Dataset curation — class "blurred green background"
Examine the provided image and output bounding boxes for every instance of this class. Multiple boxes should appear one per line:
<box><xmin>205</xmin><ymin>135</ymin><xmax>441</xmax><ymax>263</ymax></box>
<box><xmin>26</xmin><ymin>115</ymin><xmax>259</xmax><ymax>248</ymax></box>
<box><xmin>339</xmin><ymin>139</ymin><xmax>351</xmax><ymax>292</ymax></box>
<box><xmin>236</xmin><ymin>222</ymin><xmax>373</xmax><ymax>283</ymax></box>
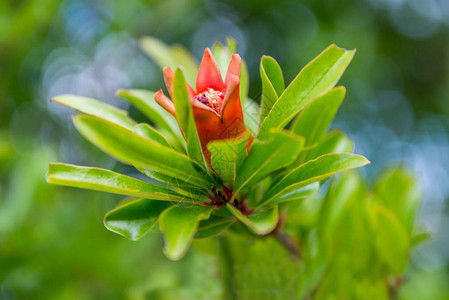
<box><xmin>1</xmin><ymin>0</ymin><xmax>448</xmax><ymax>299</ymax></box>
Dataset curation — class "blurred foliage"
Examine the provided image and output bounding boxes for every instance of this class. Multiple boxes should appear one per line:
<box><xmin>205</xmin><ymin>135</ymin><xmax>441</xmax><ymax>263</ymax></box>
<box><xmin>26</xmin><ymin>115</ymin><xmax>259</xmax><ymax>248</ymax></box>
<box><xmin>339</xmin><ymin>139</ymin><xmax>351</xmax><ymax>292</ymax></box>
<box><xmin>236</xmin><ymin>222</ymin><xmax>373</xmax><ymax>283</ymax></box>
<box><xmin>1</xmin><ymin>0</ymin><xmax>449</xmax><ymax>298</ymax></box>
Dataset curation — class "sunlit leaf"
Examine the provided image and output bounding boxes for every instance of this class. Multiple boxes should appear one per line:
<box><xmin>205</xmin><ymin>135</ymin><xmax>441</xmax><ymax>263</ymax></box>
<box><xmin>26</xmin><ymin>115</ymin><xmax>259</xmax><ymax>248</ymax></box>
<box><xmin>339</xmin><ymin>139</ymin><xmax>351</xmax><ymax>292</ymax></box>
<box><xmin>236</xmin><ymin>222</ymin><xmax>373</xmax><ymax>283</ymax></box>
<box><xmin>46</xmin><ymin>163</ymin><xmax>191</xmax><ymax>202</ymax></box>
<box><xmin>133</xmin><ymin>123</ymin><xmax>171</xmax><ymax>148</ymax></box>
<box><xmin>258</xmin><ymin>44</ymin><xmax>355</xmax><ymax>140</ymax></box>
<box><xmin>234</xmin><ymin>130</ymin><xmax>304</xmax><ymax>196</ymax></box>
<box><xmin>51</xmin><ymin>94</ymin><xmax>136</xmax><ymax>129</ymax></box>
<box><xmin>290</xmin><ymin>87</ymin><xmax>345</xmax><ymax>165</ymax></box>
<box><xmin>274</xmin><ymin>182</ymin><xmax>320</xmax><ymax>204</ymax></box>
<box><xmin>116</xmin><ymin>89</ymin><xmax>184</xmax><ymax>148</ymax></box>
<box><xmin>72</xmin><ymin>114</ymin><xmax>212</xmax><ymax>189</ymax></box>
<box><xmin>173</xmin><ymin>68</ymin><xmax>208</xmax><ymax>170</ymax></box>
<box><xmin>260</xmin><ymin>55</ymin><xmax>284</xmax><ymax>123</ymax></box>
<box><xmin>260</xmin><ymin>153</ymin><xmax>369</xmax><ymax>207</ymax></box>
<box><xmin>308</xmin><ymin>130</ymin><xmax>354</xmax><ymax>161</ymax></box>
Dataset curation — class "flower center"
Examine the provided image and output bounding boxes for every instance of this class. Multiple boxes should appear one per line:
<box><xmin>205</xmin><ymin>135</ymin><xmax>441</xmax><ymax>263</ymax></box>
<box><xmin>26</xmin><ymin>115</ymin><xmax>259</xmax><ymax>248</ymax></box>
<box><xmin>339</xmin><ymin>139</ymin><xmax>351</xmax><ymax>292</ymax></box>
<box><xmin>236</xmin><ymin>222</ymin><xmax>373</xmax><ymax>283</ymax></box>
<box><xmin>194</xmin><ymin>88</ymin><xmax>224</xmax><ymax>113</ymax></box>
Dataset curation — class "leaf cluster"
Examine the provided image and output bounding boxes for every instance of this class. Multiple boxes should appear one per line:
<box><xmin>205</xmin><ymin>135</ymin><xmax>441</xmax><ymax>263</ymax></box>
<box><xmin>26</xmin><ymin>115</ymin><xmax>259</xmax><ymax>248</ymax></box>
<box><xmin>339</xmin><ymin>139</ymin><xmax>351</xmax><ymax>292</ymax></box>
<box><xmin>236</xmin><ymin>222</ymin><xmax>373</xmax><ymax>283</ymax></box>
<box><xmin>46</xmin><ymin>37</ymin><xmax>369</xmax><ymax>260</ymax></box>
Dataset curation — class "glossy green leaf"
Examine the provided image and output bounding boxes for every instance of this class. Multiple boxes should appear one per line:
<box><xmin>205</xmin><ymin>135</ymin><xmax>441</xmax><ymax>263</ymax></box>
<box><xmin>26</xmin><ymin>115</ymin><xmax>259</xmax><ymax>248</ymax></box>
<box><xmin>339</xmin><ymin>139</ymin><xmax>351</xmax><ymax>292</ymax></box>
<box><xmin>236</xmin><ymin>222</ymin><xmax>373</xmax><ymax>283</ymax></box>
<box><xmin>139</xmin><ymin>168</ymin><xmax>207</xmax><ymax>197</ymax></box>
<box><xmin>374</xmin><ymin>206</ymin><xmax>409</xmax><ymax>274</ymax></box>
<box><xmin>226</xmin><ymin>204</ymin><xmax>278</xmax><ymax>235</ymax></box>
<box><xmin>51</xmin><ymin>94</ymin><xmax>136</xmax><ymax>129</ymax></box>
<box><xmin>104</xmin><ymin>198</ymin><xmax>172</xmax><ymax>240</ymax></box>
<box><xmin>133</xmin><ymin>123</ymin><xmax>171</xmax><ymax>148</ymax></box>
<box><xmin>173</xmin><ymin>68</ymin><xmax>207</xmax><ymax>170</ymax></box>
<box><xmin>72</xmin><ymin>114</ymin><xmax>212</xmax><ymax>189</ymax></box>
<box><xmin>159</xmin><ymin>205</ymin><xmax>213</xmax><ymax>260</ymax></box>
<box><xmin>139</xmin><ymin>36</ymin><xmax>198</xmax><ymax>86</ymax></box>
<box><xmin>195</xmin><ymin>215</ymin><xmax>235</xmax><ymax>239</ymax></box>
<box><xmin>46</xmin><ymin>163</ymin><xmax>191</xmax><ymax>202</ymax></box>
<box><xmin>274</xmin><ymin>182</ymin><xmax>320</xmax><ymax>203</ymax></box>
<box><xmin>258</xmin><ymin>44</ymin><xmax>355</xmax><ymax>140</ymax></box>
<box><xmin>234</xmin><ymin>130</ymin><xmax>304</xmax><ymax>196</ymax></box>
<box><xmin>116</xmin><ymin>89</ymin><xmax>184</xmax><ymax>146</ymax></box>
<box><xmin>308</xmin><ymin>130</ymin><xmax>354</xmax><ymax>162</ymax></box>
<box><xmin>291</xmin><ymin>87</ymin><xmax>345</xmax><ymax>148</ymax></box>
<box><xmin>260</xmin><ymin>153</ymin><xmax>370</xmax><ymax>207</ymax></box>
<box><xmin>207</xmin><ymin>133</ymin><xmax>250</xmax><ymax>184</ymax></box>
<box><xmin>260</xmin><ymin>55</ymin><xmax>284</xmax><ymax>123</ymax></box>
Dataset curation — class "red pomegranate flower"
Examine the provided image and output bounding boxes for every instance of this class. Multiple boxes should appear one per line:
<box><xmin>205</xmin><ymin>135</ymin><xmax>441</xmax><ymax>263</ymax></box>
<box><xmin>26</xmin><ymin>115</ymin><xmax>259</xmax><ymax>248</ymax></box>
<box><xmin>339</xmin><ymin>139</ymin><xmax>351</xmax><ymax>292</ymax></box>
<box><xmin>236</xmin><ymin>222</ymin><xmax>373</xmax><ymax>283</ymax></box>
<box><xmin>154</xmin><ymin>48</ymin><xmax>248</xmax><ymax>163</ymax></box>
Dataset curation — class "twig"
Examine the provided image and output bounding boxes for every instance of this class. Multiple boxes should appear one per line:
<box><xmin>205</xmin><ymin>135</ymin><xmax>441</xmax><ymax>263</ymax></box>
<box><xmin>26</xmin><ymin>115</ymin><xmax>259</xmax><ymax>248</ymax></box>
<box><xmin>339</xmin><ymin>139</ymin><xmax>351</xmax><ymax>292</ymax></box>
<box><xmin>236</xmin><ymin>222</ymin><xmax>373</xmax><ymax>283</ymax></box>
<box><xmin>273</xmin><ymin>230</ymin><xmax>302</xmax><ymax>259</ymax></box>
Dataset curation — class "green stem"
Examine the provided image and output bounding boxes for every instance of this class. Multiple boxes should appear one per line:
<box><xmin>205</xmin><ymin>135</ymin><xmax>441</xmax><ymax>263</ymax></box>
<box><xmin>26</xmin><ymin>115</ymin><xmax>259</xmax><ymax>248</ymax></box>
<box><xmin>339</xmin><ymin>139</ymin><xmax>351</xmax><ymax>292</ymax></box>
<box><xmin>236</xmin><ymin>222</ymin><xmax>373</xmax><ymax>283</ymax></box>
<box><xmin>217</xmin><ymin>235</ymin><xmax>238</xmax><ymax>300</ymax></box>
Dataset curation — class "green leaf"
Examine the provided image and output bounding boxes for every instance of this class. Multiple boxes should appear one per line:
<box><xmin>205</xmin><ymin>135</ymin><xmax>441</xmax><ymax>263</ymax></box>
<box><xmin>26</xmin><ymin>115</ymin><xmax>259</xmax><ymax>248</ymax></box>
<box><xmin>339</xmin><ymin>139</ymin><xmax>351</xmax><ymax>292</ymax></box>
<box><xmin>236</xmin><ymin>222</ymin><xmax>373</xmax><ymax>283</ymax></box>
<box><xmin>375</xmin><ymin>167</ymin><xmax>421</xmax><ymax>236</ymax></box>
<box><xmin>308</xmin><ymin>130</ymin><xmax>354</xmax><ymax>161</ymax></box>
<box><xmin>240</xmin><ymin>60</ymin><xmax>250</xmax><ymax>106</ymax></box>
<box><xmin>133</xmin><ymin>123</ymin><xmax>171</xmax><ymax>148</ymax></box>
<box><xmin>72</xmin><ymin>114</ymin><xmax>212</xmax><ymax>189</ymax></box>
<box><xmin>195</xmin><ymin>215</ymin><xmax>235</xmax><ymax>239</ymax></box>
<box><xmin>173</xmin><ymin>68</ymin><xmax>208</xmax><ymax>170</ymax></box>
<box><xmin>291</xmin><ymin>88</ymin><xmax>346</xmax><ymax>166</ymax></box>
<box><xmin>260</xmin><ymin>153</ymin><xmax>370</xmax><ymax>207</ymax></box>
<box><xmin>291</xmin><ymin>87</ymin><xmax>345</xmax><ymax>149</ymax></box>
<box><xmin>139</xmin><ymin>36</ymin><xmax>199</xmax><ymax>86</ymax></box>
<box><xmin>139</xmin><ymin>168</ymin><xmax>206</xmax><ymax>197</ymax></box>
<box><xmin>374</xmin><ymin>206</ymin><xmax>409</xmax><ymax>274</ymax></box>
<box><xmin>274</xmin><ymin>182</ymin><xmax>320</xmax><ymax>203</ymax></box>
<box><xmin>116</xmin><ymin>89</ymin><xmax>184</xmax><ymax>147</ymax></box>
<box><xmin>234</xmin><ymin>130</ymin><xmax>304</xmax><ymax>196</ymax></box>
<box><xmin>258</xmin><ymin>44</ymin><xmax>355</xmax><ymax>140</ymax></box>
<box><xmin>243</xmin><ymin>98</ymin><xmax>260</xmax><ymax>134</ymax></box>
<box><xmin>226</xmin><ymin>204</ymin><xmax>278</xmax><ymax>235</ymax></box>
<box><xmin>159</xmin><ymin>205</ymin><xmax>213</xmax><ymax>260</ymax></box>
<box><xmin>46</xmin><ymin>163</ymin><xmax>191</xmax><ymax>202</ymax></box>
<box><xmin>317</xmin><ymin>171</ymin><xmax>361</xmax><ymax>238</ymax></box>
<box><xmin>260</xmin><ymin>55</ymin><xmax>284</xmax><ymax>123</ymax></box>
<box><xmin>207</xmin><ymin>133</ymin><xmax>250</xmax><ymax>184</ymax></box>
<box><xmin>104</xmin><ymin>198</ymin><xmax>172</xmax><ymax>240</ymax></box>
<box><xmin>51</xmin><ymin>94</ymin><xmax>136</xmax><ymax>129</ymax></box>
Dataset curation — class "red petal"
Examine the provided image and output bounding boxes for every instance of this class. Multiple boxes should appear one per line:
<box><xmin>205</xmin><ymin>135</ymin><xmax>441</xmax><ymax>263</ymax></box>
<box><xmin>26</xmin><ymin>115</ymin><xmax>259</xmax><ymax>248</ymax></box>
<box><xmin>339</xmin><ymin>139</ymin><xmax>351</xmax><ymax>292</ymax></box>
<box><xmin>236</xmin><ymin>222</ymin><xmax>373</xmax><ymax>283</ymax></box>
<box><xmin>164</xmin><ymin>66</ymin><xmax>196</xmax><ymax>99</ymax></box>
<box><xmin>220</xmin><ymin>75</ymin><xmax>246</xmax><ymax>138</ymax></box>
<box><xmin>154</xmin><ymin>89</ymin><xmax>176</xmax><ymax>117</ymax></box>
<box><xmin>225</xmin><ymin>54</ymin><xmax>241</xmax><ymax>88</ymax></box>
<box><xmin>163</xmin><ymin>67</ymin><xmax>175</xmax><ymax>99</ymax></box>
<box><xmin>196</xmin><ymin>48</ymin><xmax>225</xmax><ymax>94</ymax></box>
<box><xmin>221</xmin><ymin>74</ymin><xmax>240</xmax><ymax>117</ymax></box>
